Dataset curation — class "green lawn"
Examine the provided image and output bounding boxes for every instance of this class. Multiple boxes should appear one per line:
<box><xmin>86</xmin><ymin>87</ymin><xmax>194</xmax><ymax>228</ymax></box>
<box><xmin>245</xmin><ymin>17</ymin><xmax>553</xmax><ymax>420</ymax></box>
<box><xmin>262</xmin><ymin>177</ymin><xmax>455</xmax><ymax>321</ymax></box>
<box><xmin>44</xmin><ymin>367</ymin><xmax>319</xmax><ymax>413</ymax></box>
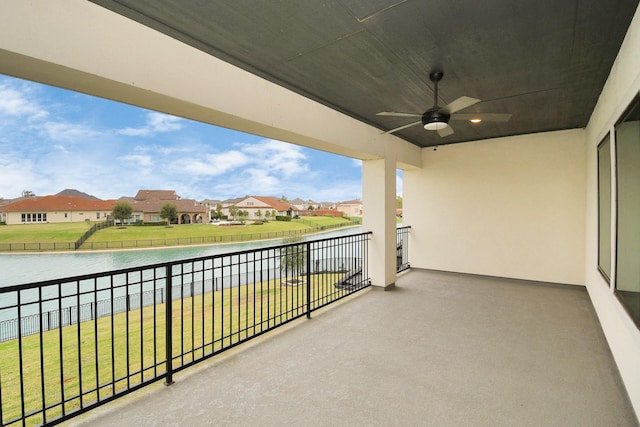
<box><xmin>0</xmin><ymin>217</ymin><xmax>358</xmax><ymax>252</ymax></box>
<box><xmin>0</xmin><ymin>222</ymin><xmax>95</xmax><ymax>243</ymax></box>
<box><xmin>89</xmin><ymin>221</ymin><xmax>309</xmax><ymax>241</ymax></box>
<box><xmin>0</xmin><ymin>273</ymin><xmax>350</xmax><ymax>426</ymax></box>
<box><xmin>297</xmin><ymin>216</ymin><xmax>355</xmax><ymax>227</ymax></box>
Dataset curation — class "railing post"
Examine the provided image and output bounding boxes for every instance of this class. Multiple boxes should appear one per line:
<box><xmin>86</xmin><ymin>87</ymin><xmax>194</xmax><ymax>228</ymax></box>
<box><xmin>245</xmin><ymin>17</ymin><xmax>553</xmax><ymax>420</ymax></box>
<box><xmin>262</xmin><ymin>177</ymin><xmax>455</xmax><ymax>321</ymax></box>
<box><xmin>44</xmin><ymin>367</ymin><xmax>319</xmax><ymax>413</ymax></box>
<box><xmin>306</xmin><ymin>241</ymin><xmax>311</xmax><ymax>319</ymax></box>
<box><xmin>164</xmin><ymin>264</ymin><xmax>174</xmax><ymax>386</ymax></box>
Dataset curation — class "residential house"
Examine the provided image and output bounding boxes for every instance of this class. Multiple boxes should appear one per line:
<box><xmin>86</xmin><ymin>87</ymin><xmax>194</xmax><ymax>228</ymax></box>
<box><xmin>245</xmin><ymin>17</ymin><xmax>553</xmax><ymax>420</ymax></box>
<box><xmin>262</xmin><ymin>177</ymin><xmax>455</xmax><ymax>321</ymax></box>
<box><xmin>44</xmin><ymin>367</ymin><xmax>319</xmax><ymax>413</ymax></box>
<box><xmin>336</xmin><ymin>199</ymin><xmax>363</xmax><ymax>217</ymax></box>
<box><xmin>126</xmin><ymin>190</ymin><xmax>207</xmax><ymax>224</ymax></box>
<box><xmin>0</xmin><ymin>195</ymin><xmax>115</xmax><ymax>225</ymax></box>
<box><xmin>222</xmin><ymin>196</ymin><xmax>297</xmax><ymax>220</ymax></box>
<box><xmin>289</xmin><ymin>198</ymin><xmax>319</xmax><ymax>211</ymax></box>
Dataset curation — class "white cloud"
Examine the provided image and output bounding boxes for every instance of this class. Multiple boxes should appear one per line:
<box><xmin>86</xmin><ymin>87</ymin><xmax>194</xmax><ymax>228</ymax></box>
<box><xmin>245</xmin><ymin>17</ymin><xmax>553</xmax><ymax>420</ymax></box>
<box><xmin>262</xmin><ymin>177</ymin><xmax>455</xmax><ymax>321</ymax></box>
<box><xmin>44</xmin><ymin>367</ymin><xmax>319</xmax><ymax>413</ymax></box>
<box><xmin>239</xmin><ymin>139</ymin><xmax>308</xmax><ymax>178</ymax></box>
<box><xmin>0</xmin><ymin>156</ymin><xmax>38</xmax><ymax>198</ymax></box>
<box><xmin>170</xmin><ymin>150</ymin><xmax>250</xmax><ymax>177</ymax></box>
<box><xmin>120</xmin><ymin>154</ymin><xmax>153</xmax><ymax>168</ymax></box>
<box><xmin>39</xmin><ymin>121</ymin><xmax>100</xmax><ymax>142</ymax></box>
<box><xmin>0</xmin><ymin>75</ymin><xmax>363</xmax><ymax>202</ymax></box>
<box><xmin>118</xmin><ymin>112</ymin><xmax>183</xmax><ymax>136</ymax></box>
<box><xmin>0</xmin><ymin>82</ymin><xmax>48</xmax><ymax>120</ymax></box>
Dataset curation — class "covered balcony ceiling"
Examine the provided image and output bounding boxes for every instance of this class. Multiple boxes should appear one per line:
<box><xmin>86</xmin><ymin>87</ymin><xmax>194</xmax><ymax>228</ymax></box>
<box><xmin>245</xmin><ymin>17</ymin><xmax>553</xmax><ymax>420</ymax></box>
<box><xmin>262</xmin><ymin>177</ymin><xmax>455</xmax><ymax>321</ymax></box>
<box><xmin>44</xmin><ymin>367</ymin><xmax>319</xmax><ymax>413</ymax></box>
<box><xmin>89</xmin><ymin>0</ymin><xmax>640</xmax><ymax>148</ymax></box>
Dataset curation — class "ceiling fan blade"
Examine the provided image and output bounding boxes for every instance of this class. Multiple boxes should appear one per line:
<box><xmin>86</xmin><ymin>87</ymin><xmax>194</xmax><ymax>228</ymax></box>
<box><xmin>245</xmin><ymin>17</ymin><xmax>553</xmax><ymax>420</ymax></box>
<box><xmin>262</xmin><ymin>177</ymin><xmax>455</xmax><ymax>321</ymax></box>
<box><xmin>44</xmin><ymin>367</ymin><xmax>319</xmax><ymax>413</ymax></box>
<box><xmin>377</xmin><ymin>111</ymin><xmax>422</xmax><ymax>118</ymax></box>
<box><xmin>439</xmin><ymin>96</ymin><xmax>481</xmax><ymax>115</ymax></box>
<box><xmin>450</xmin><ymin>113</ymin><xmax>512</xmax><ymax>122</ymax></box>
<box><xmin>437</xmin><ymin>125</ymin><xmax>454</xmax><ymax>137</ymax></box>
<box><xmin>382</xmin><ymin>120</ymin><xmax>422</xmax><ymax>134</ymax></box>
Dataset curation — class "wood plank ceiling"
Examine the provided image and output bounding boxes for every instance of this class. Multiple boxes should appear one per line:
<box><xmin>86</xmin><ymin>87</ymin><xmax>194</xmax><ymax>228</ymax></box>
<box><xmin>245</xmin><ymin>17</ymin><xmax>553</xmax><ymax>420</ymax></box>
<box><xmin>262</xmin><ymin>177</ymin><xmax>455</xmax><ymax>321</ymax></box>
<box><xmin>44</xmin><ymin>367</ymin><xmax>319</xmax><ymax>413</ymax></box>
<box><xmin>90</xmin><ymin>0</ymin><xmax>640</xmax><ymax>147</ymax></box>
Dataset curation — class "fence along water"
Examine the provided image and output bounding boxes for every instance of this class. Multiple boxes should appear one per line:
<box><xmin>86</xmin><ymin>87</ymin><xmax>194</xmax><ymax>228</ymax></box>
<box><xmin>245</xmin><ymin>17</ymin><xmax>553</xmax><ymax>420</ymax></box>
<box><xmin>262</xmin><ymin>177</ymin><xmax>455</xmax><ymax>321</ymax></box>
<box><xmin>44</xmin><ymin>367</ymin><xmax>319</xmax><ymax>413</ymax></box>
<box><xmin>0</xmin><ymin>218</ymin><xmax>359</xmax><ymax>252</ymax></box>
<box><xmin>0</xmin><ymin>255</ymin><xmax>364</xmax><ymax>342</ymax></box>
<box><xmin>0</xmin><ymin>232</ymin><xmax>376</xmax><ymax>426</ymax></box>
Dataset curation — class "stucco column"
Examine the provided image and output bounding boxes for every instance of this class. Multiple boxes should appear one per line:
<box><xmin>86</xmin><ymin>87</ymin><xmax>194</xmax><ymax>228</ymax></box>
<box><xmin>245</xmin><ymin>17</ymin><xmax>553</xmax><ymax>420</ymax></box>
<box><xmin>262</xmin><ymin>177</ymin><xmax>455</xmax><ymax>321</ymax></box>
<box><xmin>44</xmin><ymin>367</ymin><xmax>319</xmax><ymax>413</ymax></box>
<box><xmin>362</xmin><ymin>154</ymin><xmax>397</xmax><ymax>290</ymax></box>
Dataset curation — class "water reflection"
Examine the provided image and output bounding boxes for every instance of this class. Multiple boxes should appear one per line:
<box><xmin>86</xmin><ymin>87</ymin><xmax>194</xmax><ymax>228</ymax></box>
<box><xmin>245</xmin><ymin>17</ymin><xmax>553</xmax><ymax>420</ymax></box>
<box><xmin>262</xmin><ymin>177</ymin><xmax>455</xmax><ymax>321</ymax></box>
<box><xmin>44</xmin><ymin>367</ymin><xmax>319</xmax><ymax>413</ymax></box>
<box><xmin>0</xmin><ymin>227</ymin><xmax>362</xmax><ymax>287</ymax></box>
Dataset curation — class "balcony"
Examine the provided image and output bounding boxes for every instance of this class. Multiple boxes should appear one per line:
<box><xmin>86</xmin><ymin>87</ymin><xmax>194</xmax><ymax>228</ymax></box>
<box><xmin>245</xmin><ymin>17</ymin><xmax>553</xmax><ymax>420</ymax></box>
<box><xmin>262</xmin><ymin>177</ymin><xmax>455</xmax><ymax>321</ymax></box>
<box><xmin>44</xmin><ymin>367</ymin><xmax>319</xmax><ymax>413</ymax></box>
<box><xmin>75</xmin><ymin>269</ymin><xmax>636</xmax><ymax>426</ymax></box>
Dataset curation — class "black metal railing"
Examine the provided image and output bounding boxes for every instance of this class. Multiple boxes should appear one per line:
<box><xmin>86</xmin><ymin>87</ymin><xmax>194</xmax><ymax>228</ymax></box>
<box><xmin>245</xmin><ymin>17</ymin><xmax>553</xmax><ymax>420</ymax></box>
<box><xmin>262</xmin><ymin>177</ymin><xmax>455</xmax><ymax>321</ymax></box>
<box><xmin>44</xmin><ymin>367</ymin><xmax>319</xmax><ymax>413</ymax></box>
<box><xmin>396</xmin><ymin>226</ymin><xmax>410</xmax><ymax>273</ymax></box>
<box><xmin>74</xmin><ymin>220</ymin><xmax>114</xmax><ymax>249</ymax></box>
<box><xmin>0</xmin><ymin>232</ymin><xmax>371</xmax><ymax>426</ymax></box>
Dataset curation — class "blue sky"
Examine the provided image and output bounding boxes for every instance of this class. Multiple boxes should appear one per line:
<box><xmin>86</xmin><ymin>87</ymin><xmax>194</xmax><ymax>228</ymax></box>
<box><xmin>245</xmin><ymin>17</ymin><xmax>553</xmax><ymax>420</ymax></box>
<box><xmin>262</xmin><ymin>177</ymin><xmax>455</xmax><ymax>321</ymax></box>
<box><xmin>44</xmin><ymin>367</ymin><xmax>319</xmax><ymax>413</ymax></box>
<box><xmin>0</xmin><ymin>75</ymin><xmax>403</xmax><ymax>202</ymax></box>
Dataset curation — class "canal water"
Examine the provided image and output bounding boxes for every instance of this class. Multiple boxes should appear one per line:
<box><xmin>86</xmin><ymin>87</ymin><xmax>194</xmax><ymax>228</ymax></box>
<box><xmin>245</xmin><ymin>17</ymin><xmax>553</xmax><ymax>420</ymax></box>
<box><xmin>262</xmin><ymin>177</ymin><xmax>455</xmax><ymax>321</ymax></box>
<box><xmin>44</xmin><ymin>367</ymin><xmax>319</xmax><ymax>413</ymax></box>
<box><xmin>0</xmin><ymin>226</ymin><xmax>363</xmax><ymax>288</ymax></box>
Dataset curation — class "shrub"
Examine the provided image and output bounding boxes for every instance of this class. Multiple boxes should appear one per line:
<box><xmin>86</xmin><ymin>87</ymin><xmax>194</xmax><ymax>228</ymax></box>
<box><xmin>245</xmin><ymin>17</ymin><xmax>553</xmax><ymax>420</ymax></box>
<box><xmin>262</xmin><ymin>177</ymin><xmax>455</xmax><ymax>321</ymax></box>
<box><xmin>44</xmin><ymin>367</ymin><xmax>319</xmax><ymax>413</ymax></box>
<box><xmin>275</xmin><ymin>215</ymin><xmax>292</xmax><ymax>222</ymax></box>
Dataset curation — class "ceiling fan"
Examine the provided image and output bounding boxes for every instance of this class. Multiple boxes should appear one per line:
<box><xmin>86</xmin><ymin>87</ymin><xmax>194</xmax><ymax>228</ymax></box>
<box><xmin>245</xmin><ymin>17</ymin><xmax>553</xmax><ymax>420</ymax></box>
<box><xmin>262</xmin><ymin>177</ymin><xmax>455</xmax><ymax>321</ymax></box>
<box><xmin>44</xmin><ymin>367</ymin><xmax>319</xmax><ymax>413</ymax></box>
<box><xmin>377</xmin><ymin>71</ymin><xmax>511</xmax><ymax>137</ymax></box>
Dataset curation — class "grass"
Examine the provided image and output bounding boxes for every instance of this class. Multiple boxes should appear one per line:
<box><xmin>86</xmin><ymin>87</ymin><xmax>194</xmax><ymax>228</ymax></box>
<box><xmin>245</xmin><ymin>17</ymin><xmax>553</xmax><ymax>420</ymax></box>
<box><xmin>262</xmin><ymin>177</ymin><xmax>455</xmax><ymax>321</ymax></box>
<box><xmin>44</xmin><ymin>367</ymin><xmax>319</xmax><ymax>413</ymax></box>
<box><xmin>0</xmin><ymin>273</ymin><xmax>352</xmax><ymax>426</ymax></box>
<box><xmin>0</xmin><ymin>222</ymin><xmax>95</xmax><ymax>243</ymax></box>
<box><xmin>0</xmin><ymin>217</ymin><xmax>358</xmax><ymax>251</ymax></box>
<box><xmin>88</xmin><ymin>221</ymin><xmax>309</xmax><ymax>241</ymax></box>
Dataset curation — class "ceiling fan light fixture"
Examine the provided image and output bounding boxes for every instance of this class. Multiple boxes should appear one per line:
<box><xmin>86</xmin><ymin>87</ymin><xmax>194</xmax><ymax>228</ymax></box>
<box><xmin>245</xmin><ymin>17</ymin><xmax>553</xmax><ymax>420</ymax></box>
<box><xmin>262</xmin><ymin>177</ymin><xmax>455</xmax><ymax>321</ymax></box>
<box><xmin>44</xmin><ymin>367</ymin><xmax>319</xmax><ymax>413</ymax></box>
<box><xmin>422</xmin><ymin>110</ymin><xmax>450</xmax><ymax>131</ymax></box>
<box><xmin>424</xmin><ymin>121</ymin><xmax>448</xmax><ymax>131</ymax></box>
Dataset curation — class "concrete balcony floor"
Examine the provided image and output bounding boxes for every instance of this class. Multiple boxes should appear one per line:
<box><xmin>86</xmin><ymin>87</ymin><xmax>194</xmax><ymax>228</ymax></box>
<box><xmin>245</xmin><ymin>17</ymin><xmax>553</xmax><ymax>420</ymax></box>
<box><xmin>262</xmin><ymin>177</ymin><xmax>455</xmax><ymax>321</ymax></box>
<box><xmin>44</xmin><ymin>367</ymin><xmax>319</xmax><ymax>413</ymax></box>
<box><xmin>74</xmin><ymin>269</ymin><xmax>637</xmax><ymax>426</ymax></box>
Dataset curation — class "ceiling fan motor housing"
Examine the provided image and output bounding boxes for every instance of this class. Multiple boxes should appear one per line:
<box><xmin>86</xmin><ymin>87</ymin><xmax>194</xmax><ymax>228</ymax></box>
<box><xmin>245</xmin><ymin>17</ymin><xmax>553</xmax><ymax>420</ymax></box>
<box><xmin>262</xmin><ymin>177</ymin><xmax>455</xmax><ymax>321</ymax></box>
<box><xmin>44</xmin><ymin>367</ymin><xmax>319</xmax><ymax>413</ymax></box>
<box><xmin>422</xmin><ymin>109</ymin><xmax>450</xmax><ymax>130</ymax></box>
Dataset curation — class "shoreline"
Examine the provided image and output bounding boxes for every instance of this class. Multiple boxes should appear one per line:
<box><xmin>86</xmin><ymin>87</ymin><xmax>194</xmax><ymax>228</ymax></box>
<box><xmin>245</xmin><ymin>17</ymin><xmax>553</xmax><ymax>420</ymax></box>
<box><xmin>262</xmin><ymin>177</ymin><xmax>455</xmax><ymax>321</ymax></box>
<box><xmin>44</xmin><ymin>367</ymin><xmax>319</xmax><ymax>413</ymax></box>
<box><xmin>0</xmin><ymin>225</ymin><xmax>362</xmax><ymax>256</ymax></box>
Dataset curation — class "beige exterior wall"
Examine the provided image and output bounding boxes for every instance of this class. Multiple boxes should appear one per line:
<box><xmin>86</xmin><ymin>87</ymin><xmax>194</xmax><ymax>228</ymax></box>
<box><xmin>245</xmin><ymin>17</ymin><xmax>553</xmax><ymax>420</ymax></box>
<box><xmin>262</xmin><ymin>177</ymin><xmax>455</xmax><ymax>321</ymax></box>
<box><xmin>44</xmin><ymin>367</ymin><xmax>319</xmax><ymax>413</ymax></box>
<box><xmin>336</xmin><ymin>204</ymin><xmax>362</xmax><ymax>217</ymax></box>
<box><xmin>583</xmin><ymin>3</ymin><xmax>640</xmax><ymax>415</ymax></box>
<box><xmin>404</xmin><ymin>129</ymin><xmax>586</xmax><ymax>285</ymax></box>
<box><xmin>4</xmin><ymin>210</ymin><xmax>111</xmax><ymax>225</ymax></box>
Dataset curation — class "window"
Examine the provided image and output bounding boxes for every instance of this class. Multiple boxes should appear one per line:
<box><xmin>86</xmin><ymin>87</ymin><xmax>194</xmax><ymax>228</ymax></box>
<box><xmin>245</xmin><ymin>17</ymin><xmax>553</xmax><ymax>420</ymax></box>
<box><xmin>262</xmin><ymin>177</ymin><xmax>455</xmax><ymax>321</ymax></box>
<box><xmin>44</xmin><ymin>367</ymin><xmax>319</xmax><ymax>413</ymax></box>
<box><xmin>97</xmin><ymin>212</ymin><xmax>100</xmax><ymax>219</ymax></box>
<box><xmin>20</xmin><ymin>212</ymin><xmax>47</xmax><ymax>223</ymax></box>
<box><xmin>615</xmin><ymin>96</ymin><xmax>640</xmax><ymax>327</ymax></box>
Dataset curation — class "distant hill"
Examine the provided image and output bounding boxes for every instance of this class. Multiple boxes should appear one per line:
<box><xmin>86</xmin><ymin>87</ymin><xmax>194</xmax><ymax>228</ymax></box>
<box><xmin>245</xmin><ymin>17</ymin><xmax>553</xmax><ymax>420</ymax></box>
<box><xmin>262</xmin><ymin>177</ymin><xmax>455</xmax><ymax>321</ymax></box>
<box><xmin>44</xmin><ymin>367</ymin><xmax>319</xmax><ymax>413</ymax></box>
<box><xmin>55</xmin><ymin>189</ymin><xmax>100</xmax><ymax>200</ymax></box>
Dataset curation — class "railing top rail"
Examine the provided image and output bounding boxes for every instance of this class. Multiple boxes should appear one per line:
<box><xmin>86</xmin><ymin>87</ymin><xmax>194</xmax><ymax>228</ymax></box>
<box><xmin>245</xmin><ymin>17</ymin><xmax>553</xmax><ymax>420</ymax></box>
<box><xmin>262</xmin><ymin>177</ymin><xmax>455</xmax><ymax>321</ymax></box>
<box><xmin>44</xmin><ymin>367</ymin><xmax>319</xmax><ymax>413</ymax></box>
<box><xmin>0</xmin><ymin>231</ymin><xmax>373</xmax><ymax>293</ymax></box>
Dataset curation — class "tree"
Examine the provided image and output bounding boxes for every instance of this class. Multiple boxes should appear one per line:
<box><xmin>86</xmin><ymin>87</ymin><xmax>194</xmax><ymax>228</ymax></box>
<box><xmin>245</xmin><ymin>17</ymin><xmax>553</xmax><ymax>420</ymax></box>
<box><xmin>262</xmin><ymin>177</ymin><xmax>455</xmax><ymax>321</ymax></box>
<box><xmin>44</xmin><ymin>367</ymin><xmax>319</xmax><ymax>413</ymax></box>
<box><xmin>112</xmin><ymin>202</ymin><xmax>133</xmax><ymax>226</ymax></box>
<box><xmin>229</xmin><ymin>206</ymin><xmax>239</xmax><ymax>221</ymax></box>
<box><xmin>265</xmin><ymin>210</ymin><xmax>271</xmax><ymax>220</ymax></box>
<box><xmin>280</xmin><ymin>236</ymin><xmax>307</xmax><ymax>281</ymax></box>
<box><xmin>160</xmin><ymin>203</ymin><xmax>178</xmax><ymax>225</ymax></box>
<box><xmin>237</xmin><ymin>210</ymin><xmax>247</xmax><ymax>223</ymax></box>
<box><xmin>396</xmin><ymin>196</ymin><xmax>403</xmax><ymax>209</ymax></box>
<box><xmin>255</xmin><ymin>209</ymin><xmax>262</xmax><ymax>220</ymax></box>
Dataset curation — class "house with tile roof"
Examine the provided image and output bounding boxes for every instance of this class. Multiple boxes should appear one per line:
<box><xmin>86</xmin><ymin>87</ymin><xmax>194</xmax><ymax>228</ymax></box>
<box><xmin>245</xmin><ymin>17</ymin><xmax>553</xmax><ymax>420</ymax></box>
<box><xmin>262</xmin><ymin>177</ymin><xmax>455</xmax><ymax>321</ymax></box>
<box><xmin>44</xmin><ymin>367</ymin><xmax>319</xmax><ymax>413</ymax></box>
<box><xmin>222</xmin><ymin>196</ymin><xmax>298</xmax><ymax>220</ymax></box>
<box><xmin>124</xmin><ymin>190</ymin><xmax>207</xmax><ymax>224</ymax></box>
<box><xmin>135</xmin><ymin>190</ymin><xmax>180</xmax><ymax>201</ymax></box>
<box><xmin>0</xmin><ymin>195</ymin><xmax>116</xmax><ymax>225</ymax></box>
<box><xmin>336</xmin><ymin>199</ymin><xmax>363</xmax><ymax>217</ymax></box>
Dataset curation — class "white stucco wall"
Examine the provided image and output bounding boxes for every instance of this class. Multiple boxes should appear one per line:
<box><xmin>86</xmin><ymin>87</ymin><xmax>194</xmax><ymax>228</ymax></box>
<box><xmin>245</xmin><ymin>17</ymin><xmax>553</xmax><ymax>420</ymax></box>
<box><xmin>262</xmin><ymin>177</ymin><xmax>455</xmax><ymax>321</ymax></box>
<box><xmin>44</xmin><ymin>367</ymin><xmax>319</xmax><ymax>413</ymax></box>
<box><xmin>583</xmin><ymin>3</ymin><xmax>640</xmax><ymax>416</ymax></box>
<box><xmin>404</xmin><ymin>129</ymin><xmax>586</xmax><ymax>285</ymax></box>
